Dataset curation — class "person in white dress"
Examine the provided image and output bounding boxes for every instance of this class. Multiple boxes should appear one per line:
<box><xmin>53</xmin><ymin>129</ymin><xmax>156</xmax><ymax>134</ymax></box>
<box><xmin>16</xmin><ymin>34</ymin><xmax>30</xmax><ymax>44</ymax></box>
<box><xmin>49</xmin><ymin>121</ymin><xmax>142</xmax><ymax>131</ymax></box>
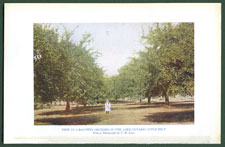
<box><xmin>105</xmin><ymin>99</ymin><xmax>111</xmax><ymax>114</ymax></box>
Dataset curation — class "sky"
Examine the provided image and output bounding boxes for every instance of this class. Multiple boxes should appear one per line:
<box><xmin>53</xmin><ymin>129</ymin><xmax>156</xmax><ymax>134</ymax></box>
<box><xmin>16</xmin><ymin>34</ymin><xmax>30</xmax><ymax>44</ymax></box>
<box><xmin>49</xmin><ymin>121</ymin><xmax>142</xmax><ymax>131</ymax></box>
<box><xmin>50</xmin><ymin>23</ymin><xmax>152</xmax><ymax>76</ymax></box>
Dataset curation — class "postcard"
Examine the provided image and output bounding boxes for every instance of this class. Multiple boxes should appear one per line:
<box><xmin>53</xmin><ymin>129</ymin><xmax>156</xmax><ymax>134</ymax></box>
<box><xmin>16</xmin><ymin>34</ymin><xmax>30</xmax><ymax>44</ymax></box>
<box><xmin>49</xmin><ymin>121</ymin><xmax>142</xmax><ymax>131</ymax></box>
<box><xmin>4</xmin><ymin>3</ymin><xmax>221</xmax><ymax>144</ymax></box>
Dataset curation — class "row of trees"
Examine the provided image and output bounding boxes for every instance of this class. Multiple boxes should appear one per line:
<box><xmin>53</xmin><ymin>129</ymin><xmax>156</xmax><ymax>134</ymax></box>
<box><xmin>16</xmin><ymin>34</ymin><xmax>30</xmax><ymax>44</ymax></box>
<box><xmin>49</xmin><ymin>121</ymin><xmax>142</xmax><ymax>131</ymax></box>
<box><xmin>107</xmin><ymin>23</ymin><xmax>194</xmax><ymax>105</ymax></box>
<box><xmin>34</xmin><ymin>23</ymin><xmax>194</xmax><ymax>110</ymax></box>
<box><xmin>34</xmin><ymin>24</ymin><xmax>105</xmax><ymax>110</ymax></box>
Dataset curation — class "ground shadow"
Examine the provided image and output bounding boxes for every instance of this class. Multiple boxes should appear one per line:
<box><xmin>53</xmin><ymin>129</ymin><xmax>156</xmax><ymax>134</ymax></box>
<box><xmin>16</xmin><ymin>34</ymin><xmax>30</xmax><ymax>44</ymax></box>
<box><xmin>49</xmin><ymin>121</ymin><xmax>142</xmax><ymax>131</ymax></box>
<box><xmin>126</xmin><ymin>101</ymin><xmax>194</xmax><ymax>108</ymax></box>
<box><xmin>126</xmin><ymin>102</ymin><xmax>171</xmax><ymax>106</ymax></box>
<box><xmin>127</xmin><ymin>105</ymin><xmax>164</xmax><ymax>109</ymax></box>
<box><xmin>170</xmin><ymin>103</ymin><xmax>194</xmax><ymax>108</ymax></box>
<box><xmin>39</xmin><ymin>105</ymin><xmax>104</xmax><ymax>116</ymax></box>
<box><xmin>110</xmin><ymin>100</ymin><xmax>132</xmax><ymax>104</ymax></box>
<box><xmin>35</xmin><ymin>115</ymin><xmax>101</xmax><ymax>125</ymax></box>
<box><xmin>143</xmin><ymin>110</ymin><xmax>194</xmax><ymax>123</ymax></box>
<box><xmin>126</xmin><ymin>102</ymin><xmax>189</xmax><ymax>109</ymax></box>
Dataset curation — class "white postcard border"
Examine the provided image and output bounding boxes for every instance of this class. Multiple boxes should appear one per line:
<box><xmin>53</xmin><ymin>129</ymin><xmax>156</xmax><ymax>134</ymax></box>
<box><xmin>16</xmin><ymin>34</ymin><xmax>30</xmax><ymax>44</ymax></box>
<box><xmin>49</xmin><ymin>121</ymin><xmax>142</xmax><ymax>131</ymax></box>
<box><xmin>4</xmin><ymin>3</ymin><xmax>221</xmax><ymax>144</ymax></box>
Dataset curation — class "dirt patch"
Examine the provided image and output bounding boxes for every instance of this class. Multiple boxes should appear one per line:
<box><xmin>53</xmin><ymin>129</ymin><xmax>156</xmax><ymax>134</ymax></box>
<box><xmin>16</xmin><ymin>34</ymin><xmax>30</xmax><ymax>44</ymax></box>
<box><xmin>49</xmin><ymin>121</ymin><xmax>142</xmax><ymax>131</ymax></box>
<box><xmin>35</xmin><ymin>115</ymin><xmax>101</xmax><ymax>125</ymax></box>
<box><xmin>34</xmin><ymin>101</ymin><xmax>194</xmax><ymax>125</ymax></box>
<box><xmin>39</xmin><ymin>105</ymin><xmax>104</xmax><ymax>116</ymax></box>
<box><xmin>143</xmin><ymin>110</ymin><xmax>194</xmax><ymax>123</ymax></box>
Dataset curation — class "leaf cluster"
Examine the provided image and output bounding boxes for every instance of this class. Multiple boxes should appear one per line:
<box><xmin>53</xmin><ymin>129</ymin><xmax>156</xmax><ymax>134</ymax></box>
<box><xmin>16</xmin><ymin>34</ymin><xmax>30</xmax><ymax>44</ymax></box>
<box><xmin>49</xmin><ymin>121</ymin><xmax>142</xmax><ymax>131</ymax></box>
<box><xmin>34</xmin><ymin>24</ymin><xmax>105</xmax><ymax>105</ymax></box>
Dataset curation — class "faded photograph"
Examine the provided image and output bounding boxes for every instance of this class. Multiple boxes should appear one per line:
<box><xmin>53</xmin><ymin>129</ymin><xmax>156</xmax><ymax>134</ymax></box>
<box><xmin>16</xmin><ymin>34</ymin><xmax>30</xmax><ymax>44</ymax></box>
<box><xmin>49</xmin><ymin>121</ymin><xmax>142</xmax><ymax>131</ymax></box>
<box><xmin>34</xmin><ymin>23</ymin><xmax>194</xmax><ymax>125</ymax></box>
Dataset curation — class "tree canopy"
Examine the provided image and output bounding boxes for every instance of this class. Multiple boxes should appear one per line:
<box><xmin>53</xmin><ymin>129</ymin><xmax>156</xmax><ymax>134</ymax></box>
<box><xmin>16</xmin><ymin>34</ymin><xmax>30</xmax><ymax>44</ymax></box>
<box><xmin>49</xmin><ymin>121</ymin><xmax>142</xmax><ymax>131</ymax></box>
<box><xmin>106</xmin><ymin>23</ymin><xmax>194</xmax><ymax>105</ymax></box>
<box><xmin>34</xmin><ymin>23</ymin><xmax>194</xmax><ymax>108</ymax></box>
<box><xmin>34</xmin><ymin>24</ymin><xmax>105</xmax><ymax>110</ymax></box>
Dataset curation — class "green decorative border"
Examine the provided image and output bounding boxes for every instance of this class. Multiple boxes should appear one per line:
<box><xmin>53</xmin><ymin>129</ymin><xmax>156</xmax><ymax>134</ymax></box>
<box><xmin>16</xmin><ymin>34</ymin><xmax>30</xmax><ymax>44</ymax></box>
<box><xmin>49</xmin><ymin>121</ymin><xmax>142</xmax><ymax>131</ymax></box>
<box><xmin>0</xmin><ymin>0</ymin><xmax>224</xmax><ymax>146</ymax></box>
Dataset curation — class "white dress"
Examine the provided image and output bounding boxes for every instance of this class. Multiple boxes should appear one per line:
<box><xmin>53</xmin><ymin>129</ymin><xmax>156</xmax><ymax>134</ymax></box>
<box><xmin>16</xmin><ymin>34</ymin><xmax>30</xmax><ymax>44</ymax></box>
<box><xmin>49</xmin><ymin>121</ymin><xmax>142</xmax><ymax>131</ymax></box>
<box><xmin>105</xmin><ymin>103</ymin><xmax>111</xmax><ymax>112</ymax></box>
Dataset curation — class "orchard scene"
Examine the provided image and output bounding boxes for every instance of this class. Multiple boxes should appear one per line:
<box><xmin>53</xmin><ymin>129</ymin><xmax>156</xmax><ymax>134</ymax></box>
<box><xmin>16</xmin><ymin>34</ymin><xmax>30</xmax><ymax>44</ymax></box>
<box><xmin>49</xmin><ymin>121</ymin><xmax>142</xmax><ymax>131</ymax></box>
<box><xmin>34</xmin><ymin>23</ymin><xmax>194</xmax><ymax>125</ymax></box>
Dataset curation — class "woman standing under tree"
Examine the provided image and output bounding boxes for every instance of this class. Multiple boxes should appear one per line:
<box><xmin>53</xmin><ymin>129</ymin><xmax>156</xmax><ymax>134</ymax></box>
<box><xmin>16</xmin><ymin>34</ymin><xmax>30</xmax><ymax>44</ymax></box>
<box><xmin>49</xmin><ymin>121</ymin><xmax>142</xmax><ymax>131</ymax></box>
<box><xmin>105</xmin><ymin>99</ymin><xmax>111</xmax><ymax>114</ymax></box>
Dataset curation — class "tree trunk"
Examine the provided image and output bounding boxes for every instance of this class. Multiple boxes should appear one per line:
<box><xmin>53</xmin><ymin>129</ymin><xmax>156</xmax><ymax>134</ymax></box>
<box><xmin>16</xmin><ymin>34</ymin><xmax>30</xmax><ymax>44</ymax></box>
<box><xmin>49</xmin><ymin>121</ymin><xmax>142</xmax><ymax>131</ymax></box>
<box><xmin>163</xmin><ymin>89</ymin><xmax>169</xmax><ymax>105</ymax></box>
<box><xmin>65</xmin><ymin>100</ymin><xmax>70</xmax><ymax>111</ymax></box>
<box><xmin>140</xmin><ymin>98</ymin><xmax>142</xmax><ymax>103</ymax></box>
<box><xmin>148</xmin><ymin>96</ymin><xmax>151</xmax><ymax>104</ymax></box>
<box><xmin>165</xmin><ymin>95</ymin><xmax>170</xmax><ymax>105</ymax></box>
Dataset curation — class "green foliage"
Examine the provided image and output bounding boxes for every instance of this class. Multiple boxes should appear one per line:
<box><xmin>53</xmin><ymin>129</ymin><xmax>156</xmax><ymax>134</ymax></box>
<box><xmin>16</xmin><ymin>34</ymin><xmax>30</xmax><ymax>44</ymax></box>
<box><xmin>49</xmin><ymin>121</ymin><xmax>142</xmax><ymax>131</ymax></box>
<box><xmin>108</xmin><ymin>23</ymin><xmax>194</xmax><ymax>104</ymax></box>
<box><xmin>34</xmin><ymin>23</ymin><xmax>194</xmax><ymax>107</ymax></box>
<box><xmin>34</xmin><ymin>24</ymin><xmax>105</xmax><ymax>107</ymax></box>
<box><xmin>143</xmin><ymin>23</ymin><xmax>194</xmax><ymax>98</ymax></box>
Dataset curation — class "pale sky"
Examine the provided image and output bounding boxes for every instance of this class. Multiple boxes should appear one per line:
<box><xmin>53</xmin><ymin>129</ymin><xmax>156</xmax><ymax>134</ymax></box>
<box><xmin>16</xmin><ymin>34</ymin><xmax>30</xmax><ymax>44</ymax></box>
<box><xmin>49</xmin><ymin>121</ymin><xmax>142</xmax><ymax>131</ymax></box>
<box><xmin>50</xmin><ymin>23</ymin><xmax>152</xmax><ymax>76</ymax></box>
